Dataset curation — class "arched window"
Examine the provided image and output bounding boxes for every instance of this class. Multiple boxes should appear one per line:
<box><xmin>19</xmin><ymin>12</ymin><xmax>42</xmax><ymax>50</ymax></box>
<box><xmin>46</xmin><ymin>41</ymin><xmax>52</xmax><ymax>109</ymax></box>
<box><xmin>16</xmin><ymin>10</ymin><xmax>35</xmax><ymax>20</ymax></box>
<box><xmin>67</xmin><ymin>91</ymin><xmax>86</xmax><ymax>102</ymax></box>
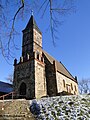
<box><xmin>63</xmin><ymin>80</ymin><xmax>65</xmax><ymax>88</ymax></box>
<box><xmin>20</xmin><ymin>82</ymin><xmax>26</xmax><ymax>95</ymax></box>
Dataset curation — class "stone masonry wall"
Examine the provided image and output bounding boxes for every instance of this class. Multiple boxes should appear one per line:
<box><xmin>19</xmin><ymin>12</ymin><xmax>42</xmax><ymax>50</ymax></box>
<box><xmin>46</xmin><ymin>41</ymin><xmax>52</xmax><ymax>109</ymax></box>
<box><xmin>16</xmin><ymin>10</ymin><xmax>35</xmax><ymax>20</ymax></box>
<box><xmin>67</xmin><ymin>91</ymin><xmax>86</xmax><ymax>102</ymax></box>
<box><xmin>13</xmin><ymin>60</ymin><xmax>35</xmax><ymax>99</ymax></box>
<box><xmin>56</xmin><ymin>71</ymin><xmax>78</xmax><ymax>95</ymax></box>
<box><xmin>44</xmin><ymin>57</ymin><xmax>57</xmax><ymax>96</ymax></box>
<box><xmin>35</xmin><ymin>60</ymin><xmax>47</xmax><ymax>98</ymax></box>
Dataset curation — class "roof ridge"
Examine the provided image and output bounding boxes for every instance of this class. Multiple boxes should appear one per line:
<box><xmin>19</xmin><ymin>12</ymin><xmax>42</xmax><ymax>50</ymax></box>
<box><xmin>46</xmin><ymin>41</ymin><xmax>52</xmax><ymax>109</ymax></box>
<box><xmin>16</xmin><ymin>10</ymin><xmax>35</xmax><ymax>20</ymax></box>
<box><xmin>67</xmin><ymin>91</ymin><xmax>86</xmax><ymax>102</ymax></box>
<box><xmin>43</xmin><ymin>50</ymin><xmax>76</xmax><ymax>81</ymax></box>
<box><xmin>0</xmin><ymin>81</ymin><xmax>12</xmax><ymax>85</ymax></box>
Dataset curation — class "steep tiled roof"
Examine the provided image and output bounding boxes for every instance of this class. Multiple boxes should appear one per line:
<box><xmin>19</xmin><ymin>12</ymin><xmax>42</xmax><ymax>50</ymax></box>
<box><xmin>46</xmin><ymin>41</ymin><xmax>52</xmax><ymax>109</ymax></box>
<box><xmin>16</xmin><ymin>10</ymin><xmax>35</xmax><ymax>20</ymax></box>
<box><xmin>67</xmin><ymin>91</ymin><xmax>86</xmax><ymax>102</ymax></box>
<box><xmin>0</xmin><ymin>81</ymin><xmax>13</xmax><ymax>93</ymax></box>
<box><xmin>43</xmin><ymin>51</ymin><xmax>76</xmax><ymax>82</ymax></box>
<box><xmin>23</xmin><ymin>15</ymin><xmax>41</xmax><ymax>34</ymax></box>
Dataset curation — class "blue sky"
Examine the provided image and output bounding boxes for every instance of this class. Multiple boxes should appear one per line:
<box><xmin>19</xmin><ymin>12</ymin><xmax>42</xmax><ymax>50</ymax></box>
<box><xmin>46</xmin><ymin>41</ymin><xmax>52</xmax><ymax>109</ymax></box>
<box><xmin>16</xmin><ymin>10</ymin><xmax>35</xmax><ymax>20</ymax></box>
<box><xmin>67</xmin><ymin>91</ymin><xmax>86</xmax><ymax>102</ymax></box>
<box><xmin>0</xmin><ymin>0</ymin><xmax>90</xmax><ymax>83</ymax></box>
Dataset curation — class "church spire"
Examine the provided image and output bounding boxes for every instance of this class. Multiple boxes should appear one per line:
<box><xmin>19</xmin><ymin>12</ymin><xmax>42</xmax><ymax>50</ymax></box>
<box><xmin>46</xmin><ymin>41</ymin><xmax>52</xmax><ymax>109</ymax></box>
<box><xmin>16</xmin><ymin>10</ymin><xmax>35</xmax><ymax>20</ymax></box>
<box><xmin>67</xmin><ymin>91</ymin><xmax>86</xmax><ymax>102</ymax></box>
<box><xmin>23</xmin><ymin>13</ymin><xmax>41</xmax><ymax>34</ymax></box>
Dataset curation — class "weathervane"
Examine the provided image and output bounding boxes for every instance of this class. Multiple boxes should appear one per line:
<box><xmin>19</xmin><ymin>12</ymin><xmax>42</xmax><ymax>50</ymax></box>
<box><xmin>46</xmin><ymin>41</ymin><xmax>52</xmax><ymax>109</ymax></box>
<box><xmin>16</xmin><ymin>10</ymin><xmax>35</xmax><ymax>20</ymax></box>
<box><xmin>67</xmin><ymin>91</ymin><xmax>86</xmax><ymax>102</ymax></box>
<box><xmin>31</xmin><ymin>10</ymin><xmax>33</xmax><ymax>16</ymax></box>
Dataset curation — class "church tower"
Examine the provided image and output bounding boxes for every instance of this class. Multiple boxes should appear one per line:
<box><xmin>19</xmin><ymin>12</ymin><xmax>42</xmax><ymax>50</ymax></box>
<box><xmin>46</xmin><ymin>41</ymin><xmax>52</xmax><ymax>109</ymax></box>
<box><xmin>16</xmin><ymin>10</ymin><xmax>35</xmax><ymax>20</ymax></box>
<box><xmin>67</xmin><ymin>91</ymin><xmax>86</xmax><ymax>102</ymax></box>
<box><xmin>22</xmin><ymin>15</ymin><xmax>42</xmax><ymax>59</ymax></box>
<box><xmin>13</xmin><ymin>15</ymin><xmax>47</xmax><ymax>99</ymax></box>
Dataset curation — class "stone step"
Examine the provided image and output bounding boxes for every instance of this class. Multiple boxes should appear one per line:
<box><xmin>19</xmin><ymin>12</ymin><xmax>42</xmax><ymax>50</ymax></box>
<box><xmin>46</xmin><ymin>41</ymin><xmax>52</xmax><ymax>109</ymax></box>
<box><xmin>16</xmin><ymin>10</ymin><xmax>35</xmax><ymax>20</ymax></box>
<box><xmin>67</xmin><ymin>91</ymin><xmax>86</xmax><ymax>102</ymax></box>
<box><xmin>0</xmin><ymin>99</ymin><xmax>35</xmax><ymax>120</ymax></box>
<box><xmin>0</xmin><ymin>114</ymin><xmax>34</xmax><ymax>120</ymax></box>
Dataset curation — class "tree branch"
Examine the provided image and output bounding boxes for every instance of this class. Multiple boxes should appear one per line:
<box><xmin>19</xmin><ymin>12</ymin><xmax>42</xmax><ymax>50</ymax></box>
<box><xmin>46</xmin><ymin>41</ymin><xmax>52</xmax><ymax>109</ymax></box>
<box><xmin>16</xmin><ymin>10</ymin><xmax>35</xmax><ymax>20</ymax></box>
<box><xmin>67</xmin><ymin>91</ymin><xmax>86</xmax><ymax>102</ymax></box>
<box><xmin>8</xmin><ymin>1</ymin><xmax>24</xmax><ymax>56</ymax></box>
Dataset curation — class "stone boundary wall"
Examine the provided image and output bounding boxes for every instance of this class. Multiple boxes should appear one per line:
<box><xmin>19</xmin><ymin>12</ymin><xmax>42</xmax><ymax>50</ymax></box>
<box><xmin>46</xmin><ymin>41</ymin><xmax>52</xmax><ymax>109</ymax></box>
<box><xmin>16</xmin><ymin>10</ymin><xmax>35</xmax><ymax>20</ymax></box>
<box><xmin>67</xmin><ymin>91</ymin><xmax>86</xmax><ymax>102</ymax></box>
<box><xmin>30</xmin><ymin>95</ymin><xmax>90</xmax><ymax>120</ymax></box>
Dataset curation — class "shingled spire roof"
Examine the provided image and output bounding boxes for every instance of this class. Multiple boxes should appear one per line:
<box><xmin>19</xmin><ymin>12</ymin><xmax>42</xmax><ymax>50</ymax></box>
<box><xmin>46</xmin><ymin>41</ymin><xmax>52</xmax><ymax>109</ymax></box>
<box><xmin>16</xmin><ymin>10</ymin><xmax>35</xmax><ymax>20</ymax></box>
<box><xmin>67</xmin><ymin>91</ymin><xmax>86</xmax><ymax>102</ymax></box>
<box><xmin>23</xmin><ymin>15</ymin><xmax>42</xmax><ymax>34</ymax></box>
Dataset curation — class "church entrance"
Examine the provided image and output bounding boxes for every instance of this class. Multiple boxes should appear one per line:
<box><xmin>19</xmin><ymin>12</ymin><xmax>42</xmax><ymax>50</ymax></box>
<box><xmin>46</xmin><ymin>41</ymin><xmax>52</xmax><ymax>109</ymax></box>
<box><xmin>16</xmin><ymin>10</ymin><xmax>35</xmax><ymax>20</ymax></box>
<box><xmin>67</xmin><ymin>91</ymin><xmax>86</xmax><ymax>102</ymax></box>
<box><xmin>20</xmin><ymin>82</ymin><xmax>26</xmax><ymax>97</ymax></box>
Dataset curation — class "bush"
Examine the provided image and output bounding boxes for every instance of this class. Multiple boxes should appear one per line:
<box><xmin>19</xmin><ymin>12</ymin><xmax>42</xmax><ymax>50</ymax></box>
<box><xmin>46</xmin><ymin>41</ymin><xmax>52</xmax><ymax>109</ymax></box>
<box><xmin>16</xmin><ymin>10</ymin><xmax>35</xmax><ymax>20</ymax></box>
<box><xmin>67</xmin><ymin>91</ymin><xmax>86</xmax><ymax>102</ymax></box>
<box><xmin>30</xmin><ymin>100</ymin><xmax>41</xmax><ymax>115</ymax></box>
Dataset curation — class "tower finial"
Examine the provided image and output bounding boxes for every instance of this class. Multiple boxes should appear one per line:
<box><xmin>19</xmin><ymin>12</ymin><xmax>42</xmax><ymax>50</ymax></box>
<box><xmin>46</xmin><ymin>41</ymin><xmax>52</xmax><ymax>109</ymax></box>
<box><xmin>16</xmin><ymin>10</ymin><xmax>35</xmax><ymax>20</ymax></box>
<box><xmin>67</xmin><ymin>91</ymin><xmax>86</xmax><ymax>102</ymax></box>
<box><xmin>31</xmin><ymin>10</ymin><xmax>33</xmax><ymax>16</ymax></box>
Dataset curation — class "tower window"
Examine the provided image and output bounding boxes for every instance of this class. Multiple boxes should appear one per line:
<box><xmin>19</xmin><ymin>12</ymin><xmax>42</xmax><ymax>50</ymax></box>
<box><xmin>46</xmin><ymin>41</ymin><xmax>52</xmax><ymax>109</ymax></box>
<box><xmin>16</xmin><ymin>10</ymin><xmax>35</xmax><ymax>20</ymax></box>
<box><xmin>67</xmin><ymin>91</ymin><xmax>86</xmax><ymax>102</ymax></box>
<box><xmin>37</xmin><ymin>53</ymin><xmax>39</xmax><ymax>60</ymax></box>
<box><xmin>36</xmin><ymin>51</ymin><xmax>40</xmax><ymax>60</ymax></box>
<box><xmin>41</xmin><ymin>56</ymin><xmax>43</xmax><ymax>62</ymax></box>
<box><xmin>63</xmin><ymin>80</ymin><xmax>65</xmax><ymax>88</ymax></box>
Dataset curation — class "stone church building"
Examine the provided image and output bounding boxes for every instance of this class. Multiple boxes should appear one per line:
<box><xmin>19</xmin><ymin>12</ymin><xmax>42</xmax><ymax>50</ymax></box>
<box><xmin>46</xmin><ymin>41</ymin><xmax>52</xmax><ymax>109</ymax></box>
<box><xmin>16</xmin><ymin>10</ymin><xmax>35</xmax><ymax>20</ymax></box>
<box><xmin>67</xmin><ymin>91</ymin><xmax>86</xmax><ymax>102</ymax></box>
<box><xmin>13</xmin><ymin>15</ymin><xmax>78</xmax><ymax>99</ymax></box>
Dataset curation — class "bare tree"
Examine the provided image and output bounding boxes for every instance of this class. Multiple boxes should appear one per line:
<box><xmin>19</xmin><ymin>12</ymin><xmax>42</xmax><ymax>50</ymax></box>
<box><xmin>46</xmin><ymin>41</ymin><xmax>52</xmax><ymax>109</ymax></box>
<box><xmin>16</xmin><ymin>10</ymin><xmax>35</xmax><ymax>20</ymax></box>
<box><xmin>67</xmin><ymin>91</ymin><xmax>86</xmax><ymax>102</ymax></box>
<box><xmin>79</xmin><ymin>79</ymin><xmax>90</xmax><ymax>94</ymax></box>
<box><xmin>0</xmin><ymin>0</ymin><xmax>75</xmax><ymax>61</ymax></box>
<box><xmin>6</xmin><ymin>73</ymin><xmax>13</xmax><ymax>83</ymax></box>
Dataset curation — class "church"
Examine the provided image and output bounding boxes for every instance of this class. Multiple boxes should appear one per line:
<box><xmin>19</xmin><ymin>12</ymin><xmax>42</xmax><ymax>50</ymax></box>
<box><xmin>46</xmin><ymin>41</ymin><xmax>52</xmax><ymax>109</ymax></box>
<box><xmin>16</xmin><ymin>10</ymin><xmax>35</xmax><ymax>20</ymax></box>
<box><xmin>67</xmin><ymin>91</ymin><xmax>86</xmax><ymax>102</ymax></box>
<box><xmin>13</xmin><ymin>15</ymin><xmax>78</xmax><ymax>99</ymax></box>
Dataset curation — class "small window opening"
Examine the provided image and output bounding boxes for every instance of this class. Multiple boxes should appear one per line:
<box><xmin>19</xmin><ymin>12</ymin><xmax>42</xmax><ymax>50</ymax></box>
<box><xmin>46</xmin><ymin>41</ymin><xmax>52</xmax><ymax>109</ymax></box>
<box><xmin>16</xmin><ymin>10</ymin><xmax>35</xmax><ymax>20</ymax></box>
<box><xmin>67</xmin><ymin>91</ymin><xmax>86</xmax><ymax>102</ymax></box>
<box><xmin>71</xmin><ymin>83</ymin><xmax>73</xmax><ymax>90</ymax></box>
<box><xmin>37</xmin><ymin>54</ymin><xmax>39</xmax><ymax>60</ymax></box>
<box><xmin>75</xmin><ymin>85</ymin><xmax>77</xmax><ymax>91</ymax></box>
<box><xmin>63</xmin><ymin>80</ymin><xmax>65</xmax><ymax>88</ymax></box>
<box><xmin>41</xmin><ymin>57</ymin><xmax>43</xmax><ymax>62</ymax></box>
